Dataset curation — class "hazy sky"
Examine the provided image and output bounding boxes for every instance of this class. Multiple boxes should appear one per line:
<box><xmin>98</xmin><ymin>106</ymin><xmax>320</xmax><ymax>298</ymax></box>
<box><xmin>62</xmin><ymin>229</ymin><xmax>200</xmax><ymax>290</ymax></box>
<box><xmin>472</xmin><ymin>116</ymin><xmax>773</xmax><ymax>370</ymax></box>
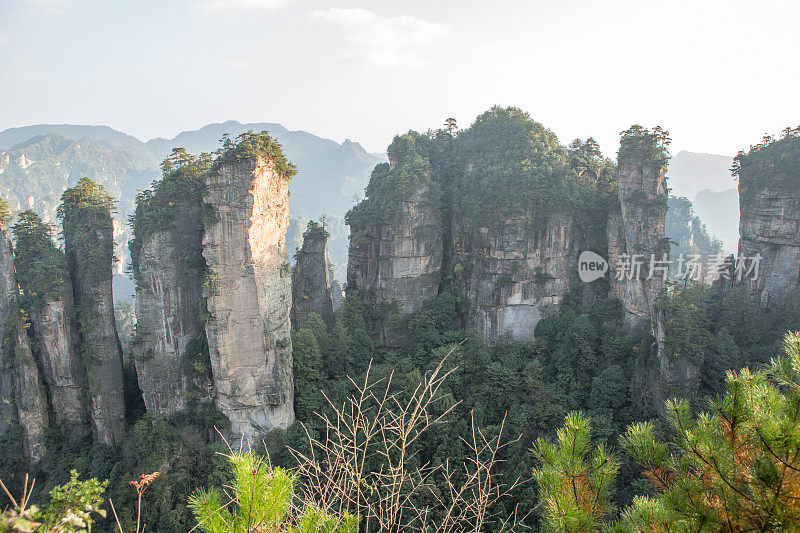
<box><xmin>1</xmin><ymin>0</ymin><xmax>798</xmax><ymax>156</ymax></box>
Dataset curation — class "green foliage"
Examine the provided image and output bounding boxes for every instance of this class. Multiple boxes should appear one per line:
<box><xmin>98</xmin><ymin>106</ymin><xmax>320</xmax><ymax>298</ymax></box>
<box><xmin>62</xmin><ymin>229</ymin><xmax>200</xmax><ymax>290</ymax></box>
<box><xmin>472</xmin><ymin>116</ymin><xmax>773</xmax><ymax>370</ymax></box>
<box><xmin>11</xmin><ymin>211</ymin><xmax>69</xmax><ymax>309</ymax></box>
<box><xmin>57</xmin><ymin>177</ymin><xmax>117</xmax><ymax>287</ymax></box>
<box><xmin>346</xmin><ymin>131</ymin><xmax>437</xmax><ymax>227</ymax></box>
<box><xmin>0</xmin><ymin>197</ymin><xmax>11</xmax><ymax>227</ymax></box>
<box><xmin>533</xmin><ymin>412</ymin><xmax>620</xmax><ymax>532</ymax></box>
<box><xmin>665</xmin><ymin>196</ymin><xmax>724</xmax><ymax>275</ymax></box>
<box><xmin>211</xmin><ymin>131</ymin><xmax>297</xmax><ymax>178</ymax></box>
<box><xmin>453</xmin><ymin>106</ymin><xmax>580</xmax><ymax>226</ymax></box>
<box><xmin>128</xmin><ymin>148</ymin><xmax>210</xmax><ymax>283</ymax></box>
<box><xmin>617</xmin><ymin>332</ymin><xmax>800</xmax><ymax>531</ymax></box>
<box><xmin>735</xmin><ymin>132</ymin><xmax>800</xmax><ymax>197</ymax></box>
<box><xmin>618</xmin><ymin>125</ymin><xmax>671</xmax><ymax>166</ymax></box>
<box><xmin>41</xmin><ymin>470</ymin><xmax>108</xmax><ymax>532</ymax></box>
<box><xmin>189</xmin><ymin>452</ymin><xmax>356</xmax><ymax>533</ymax></box>
<box><xmin>291</xmin><ymin>325</ymin><xmax>325</xmax><ymax>421</ymax></box>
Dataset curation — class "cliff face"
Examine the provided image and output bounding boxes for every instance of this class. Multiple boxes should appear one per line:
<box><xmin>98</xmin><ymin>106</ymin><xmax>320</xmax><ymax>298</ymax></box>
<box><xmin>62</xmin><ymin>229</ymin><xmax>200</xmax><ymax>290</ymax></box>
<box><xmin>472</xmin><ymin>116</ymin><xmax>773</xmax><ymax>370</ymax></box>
<box><xmin>455</xmin><ymin>214</ymin><xmax>574</xmax><ymax>344</ymax></box>
<box><xmin>203</xmin><ymin>158</ymin><xmax>294</xmax><ymax>441</ymax></box>
<box><xmin>737</xmin><ymin>137</ymin><xmax>800</xmax><ymax>305</ymax></box>
<box><xmin>134</xmin><ymin>201</ymin><xmax>211</xmax><ymax>415</ymax></box>
<box><xmin>607</xmin><ymin>147</ymin><xmax>669</xmax><ymax>330</ymax></box>
<box><xmin>0</xmin><ymin>226</ymin><xmax>17</xmax><ymax>437</ymax></box>
<box><xmin>29</xmin><ymin>283</ymin><xmax>89</xmax><ymax>439</ymax></box>
<box><xmin>345</xmin><ymin>114</ymin><xmax>615</xmax><ymax>346</ymax></box>
<box><xmin>606</xmin><ymin>133</ymin><xmax>696</xmax><ymax>411</ymax></box>
<box><xmin>0</xmin><ymin>225</ymin><xmax>49</xmax><ymax>464</ymax></box>
<box><xmin>61</xmin><ymin>180</ymin><xmax>126</xmax><ymax>446</ymax></box>
<box><xmin>738</xmin><ymin>188</ymin><xmax>800</xmax><ymax>304</ymax></box>
<box><xmin>291</xmin><ymin>224</ymin><xmax>335</xmax><ymax>329</ymax></box>
<box><xmin>11</xmin><ymin>314</ymin><xmax>50</xmax><ymax>464</ymax></box>
<box><xmin>347</xmin><ymin>182</ymin><xmax>443</xmax><ymax>318</ymax></box>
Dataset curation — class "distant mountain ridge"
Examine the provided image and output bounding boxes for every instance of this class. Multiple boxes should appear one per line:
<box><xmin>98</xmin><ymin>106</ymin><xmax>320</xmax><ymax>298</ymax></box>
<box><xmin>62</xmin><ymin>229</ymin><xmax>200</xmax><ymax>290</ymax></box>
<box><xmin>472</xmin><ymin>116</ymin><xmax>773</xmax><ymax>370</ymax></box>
<box><xmin>0</xmin><ymin>121</ymin><xmax>385</xmax><ymax>299</ymax></box>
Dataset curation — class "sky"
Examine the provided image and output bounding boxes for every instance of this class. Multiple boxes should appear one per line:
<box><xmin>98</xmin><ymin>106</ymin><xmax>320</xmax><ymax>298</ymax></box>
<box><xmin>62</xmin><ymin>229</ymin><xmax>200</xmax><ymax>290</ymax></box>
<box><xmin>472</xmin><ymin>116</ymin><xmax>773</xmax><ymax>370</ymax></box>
<box><xmin>0</xmin><ymin>0</ymin><xmax>798</xmax><ymax>156</ymax></box>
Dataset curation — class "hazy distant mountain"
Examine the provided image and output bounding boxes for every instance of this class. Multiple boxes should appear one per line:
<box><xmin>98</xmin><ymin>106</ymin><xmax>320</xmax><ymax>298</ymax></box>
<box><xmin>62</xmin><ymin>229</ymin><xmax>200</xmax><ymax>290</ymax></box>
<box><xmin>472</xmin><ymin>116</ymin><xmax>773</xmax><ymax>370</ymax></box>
<box><xmin>0</xmin><ymin>122</ymin><xmax>384</xmax><ymax>300</ymax></box>
<box><xmin>0</xmin><ymin>124</ymin><xmax>158</xmax><ymax>170</ymax></box>
<box><xmin>693</xmin><ymin>188</ymin><xmax>740</xmax><ymax>254</ymax></box>
<box><xmin>666</xmin><ymin>151</ymin><xmax>735</xmax><ymax>200</ymax></box>
<box><xmin>664</xmin><ymin>151</ymin><xmax>740</xmax><ymax>253</ymax></box>
<box><xmin>147</xmin><ymin>120</ymin><xmax>385</xmax><ymax>220</ymax></box>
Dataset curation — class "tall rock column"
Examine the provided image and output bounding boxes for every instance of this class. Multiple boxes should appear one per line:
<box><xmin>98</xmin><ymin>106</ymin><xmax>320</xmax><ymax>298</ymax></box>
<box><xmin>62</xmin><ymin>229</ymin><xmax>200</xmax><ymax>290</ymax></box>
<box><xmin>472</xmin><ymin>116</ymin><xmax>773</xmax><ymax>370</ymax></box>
<box><xmin>0</xmin><ymin>210</ymin><xmax>17</xmax><ymax>437</ymax></box>
<box><xmin>134</xmin><ymin>199</ymin><xmax>211</xmax><ymax>416</ymax></box>
<box><xmin>736</xmin><ymin>136</ymin><xmax>800</xmax><ymax>306</ymax></box>
<box><xmin>12</xmin><ymin>210</ymin><xmax>89</xmax><ymax>439</ymax></box>
<box><xmin>291</xmin><ymin>221</ymin><xmax>335</xmax><ymax>330</ymax></box>
<box><xmin>59</xmin><ymin>178</ymin><xmax>126</xmax><ymax>446</ymax></box>
<box><xmin>0</xmin><ymin>208</ymin><xmax>49</xmax><ymax>464</ymax></box>
<box><xmin>606</xmin><ymin>128</ymin><xmax>670</xmax><ymax>330</ymax></box>
<box><xmin>203</xmin><ymin>150</ymin><xmax>295</xmax><ymax>441</ymax></box>
<box><xmin>606</xmin><ymin>127</ymin><xmax>696</xmax><ymax>411</ymax></box>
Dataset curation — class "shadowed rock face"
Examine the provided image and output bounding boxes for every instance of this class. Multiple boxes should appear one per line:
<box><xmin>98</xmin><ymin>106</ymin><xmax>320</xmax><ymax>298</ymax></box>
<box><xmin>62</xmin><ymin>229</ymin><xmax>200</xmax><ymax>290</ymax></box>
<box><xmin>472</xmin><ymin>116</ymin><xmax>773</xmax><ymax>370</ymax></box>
<box><xmin>607</xmin><ymin>149</ymin><xmax>669</xmax><ymax>331</ymax></box>
<box><xmin>29</xmin><ymin>281</ymin><xmax>90</xmax><ymax>440</ymax></box>
<box><xmin>203</xmin><ymin>158</ymin><xmax>294</xmax><ymax>442</ymax></box>
<box><xmin>347</xmin><ymin>183</ymin><xmax>443</xmax><ymax>318</ymax></box>
<box><xmin>63</xmin><ymin>209</ymin><xmax>126</xmax><ymax>446</ymax></box>
<box><xmin>0</xmin><ymin>224</ymin><xmax>49</xmax><ymax>464</ymax></box>
<box><xmin>0</xmin><ymin>225</ymin><xmax>17</xmax><ymax>438</ymax></box>
<box><xmin>291</xmin><ymin>225</ymin><xmax>335</xmax><ymax>330</ymax></box>
<box><xmin>456</xmin><ymin>214</ymin><xmax>575</xmax><ymax>345</ymax></box>
<box><xmin>607</xmin><ymin>141</ymin><xmax>697</xmax><ymax>413</ymax></box>
<box><xmin>134</xmin><ymin>201</ymin><xmax>212</xmax><ymax>416</ymax></box>
<box><xmin>738</xmin><ymin>187</ymin><xmax>800</xmax><ymax>306</ymax></box>
<box><xmin>12</xmin><ymin>317</ymin><xmax>49</xmax><ymax>464</ymax></box>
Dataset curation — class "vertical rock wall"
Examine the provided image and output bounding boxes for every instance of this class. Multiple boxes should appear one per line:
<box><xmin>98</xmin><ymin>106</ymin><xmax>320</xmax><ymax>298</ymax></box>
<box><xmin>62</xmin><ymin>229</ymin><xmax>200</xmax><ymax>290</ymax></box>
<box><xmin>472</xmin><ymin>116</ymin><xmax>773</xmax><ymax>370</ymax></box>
<box><xmin>606</xmin><ymin>134</ymin><xmax>697</xmax><ymax>411</ymax></box>
<box><xmin>606</xmin><ymin>147</ymin><xmax>669</xmax><ymax>330</ymax></box>
<box><xmin>0</xmin><ymin>225</ymin><xmax>17</xmax><ymax>437</ymax></box>
<box><xmin>203</xmin><ymin>158</ymin><xmax>294</xmax><ymax>441</ymax></box>
<box><xmin>291</xmin><ymin>223</ymin><xmax>335</xmax><ymax>330</ymax></box>
<box><xmin>737</xmin><ymin>137</ymin><xmax>800</xmax><ymax>305</ymax></box>
<box><xmin>456</xmin><ymin>214</ymin><xmax>575</xmax><ymax>344</ymax></box>
<box><xmin>11</xmin><ymin>316</ymin><xmax>50</xmax><ymax>464</ymax></box>
<box><xmin>134</xmin><ymin>201</ymin><xmax>211</xmax><ymax>415</ymax></box>
<box><xmin>0</xmin><ymin>224</ymin><xmax>49</xmax><ymax>464</ymax></box>
<box><xmin>29</xmin><ymin>282</ymin><xmax>90</xmax><ymax>439</ymax></box>
<box><xmin>62</xmin><ymin>190</ymin><xmax>126</xmax><ymax>446</ymax></box>
<box><xmin>347</xmin><ymin>183</ymin><xmax>443</xmax><ymax>316</ymax></box>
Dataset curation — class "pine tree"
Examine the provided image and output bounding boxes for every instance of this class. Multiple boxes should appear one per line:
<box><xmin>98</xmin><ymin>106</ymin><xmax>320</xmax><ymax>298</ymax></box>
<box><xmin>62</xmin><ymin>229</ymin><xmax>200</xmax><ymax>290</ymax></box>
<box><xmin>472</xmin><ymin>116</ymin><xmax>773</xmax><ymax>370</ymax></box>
<box><xmin>532</xmin><ymin>411</ymin><xmax>619</xmax><ymax>532</ymax></box>
<box><xmin>189</xmin><ymin>452</ymin><xmax>357</xmax><ymax>533</ymax></box>
<box><xmin>619</xmin><ymin>332</ymin><xmax>800</xmax><ymax>531</ymax></box>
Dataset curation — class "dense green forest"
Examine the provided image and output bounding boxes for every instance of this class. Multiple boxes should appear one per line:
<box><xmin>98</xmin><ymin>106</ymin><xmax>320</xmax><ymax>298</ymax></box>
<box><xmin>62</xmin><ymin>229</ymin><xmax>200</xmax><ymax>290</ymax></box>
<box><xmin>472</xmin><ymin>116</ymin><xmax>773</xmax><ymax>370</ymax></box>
<box><xmin>3</xmin><ymin>120</ymin><xmax>800</xmax><ymax>532</ymax></box>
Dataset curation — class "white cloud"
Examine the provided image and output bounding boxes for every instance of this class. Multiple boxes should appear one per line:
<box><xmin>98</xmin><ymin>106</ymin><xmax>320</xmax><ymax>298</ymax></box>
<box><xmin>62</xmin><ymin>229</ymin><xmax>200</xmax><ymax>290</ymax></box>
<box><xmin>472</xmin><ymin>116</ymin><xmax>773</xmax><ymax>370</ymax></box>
<box><xmin>311</xmin><ymin>8</ymin><xmax>454</xmax><ymax>67</ymax></box>
<box><xmin>180</xmin><ymin>0</ymin><xmax>289</xmax><ymax>13</ymax></box>
<box><xmin>0</xmin><ymin>31</ymin><xmax>7</xmax><ymax>45</ymax></box>
<box><xmin>225</xmin><ymin>59</ymin><xmax>251</xmax><ymax>71</ymax></box>
<box><xmin>14</xmin><ymin>0</ymin><xmax>68</xmax><ymax>17</ymax></box>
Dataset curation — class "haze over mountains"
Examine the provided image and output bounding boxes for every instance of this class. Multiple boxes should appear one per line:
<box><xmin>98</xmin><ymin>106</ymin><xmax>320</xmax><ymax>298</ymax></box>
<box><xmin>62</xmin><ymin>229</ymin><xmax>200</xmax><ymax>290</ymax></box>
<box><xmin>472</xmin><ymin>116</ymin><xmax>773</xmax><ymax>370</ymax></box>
<box><xmin>666</xmin><ymin>150</ymin><xmax>739</xmax><ymax>253</ymax></box>
<box><xmin>0</xmin><ymin>121</ymin><xmax>741</xmax><ymax>301</ymax></box>
<box><xmin>0</xmin><ymin>122</ymin><xmax>384</xmax><ymax>297</ymax></box>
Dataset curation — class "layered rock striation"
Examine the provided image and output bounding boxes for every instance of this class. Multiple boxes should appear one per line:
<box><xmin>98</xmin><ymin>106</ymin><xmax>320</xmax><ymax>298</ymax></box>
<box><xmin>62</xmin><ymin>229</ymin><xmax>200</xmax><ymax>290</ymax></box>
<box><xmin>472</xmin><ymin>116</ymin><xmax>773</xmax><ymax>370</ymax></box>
<box><xmin>455</xmin><ymin>214</ymin><xmax>575</xmax><ymax>343</ymax></box>
<box><xmin>12</xmin><ymin>210</ymin><xmax>90</xmax><ymax>440</ymax></box>
<box><xmin>291</xmin><ymin>221</ymin><xmax>335</xmax><ymax>330</ymax></box>
<box><xmin>0</xmin><ymin>217</ymin><xmax>49</xmax><ymax>464</ymax></box>
<box><xmin>134</xmin><ymin>199</ymin><xmax>211</xmax><ymax>415</ymax></box>
<box><xmin>203</xmin><ymin>152</ymin><xmax>295</xmax><ymax>440</ymax></box>
<box><xmin>346</xmin><ymin>110</ymin><xmax>613</xmax><ymax>345</ymax></box>
<box><xmin>736</xmin><ymin>136</ymin><xmax>800</xmax><ymax>306</ymax></box>
<box><xmin>606</xmin><ymin>130</ymin><xmax>670</xmax><ymax>331</ymax></box>
<box><xmin>60</xmin><ymin>178</ymin><xmax>126</xmax><ymax>446</ymax></box>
